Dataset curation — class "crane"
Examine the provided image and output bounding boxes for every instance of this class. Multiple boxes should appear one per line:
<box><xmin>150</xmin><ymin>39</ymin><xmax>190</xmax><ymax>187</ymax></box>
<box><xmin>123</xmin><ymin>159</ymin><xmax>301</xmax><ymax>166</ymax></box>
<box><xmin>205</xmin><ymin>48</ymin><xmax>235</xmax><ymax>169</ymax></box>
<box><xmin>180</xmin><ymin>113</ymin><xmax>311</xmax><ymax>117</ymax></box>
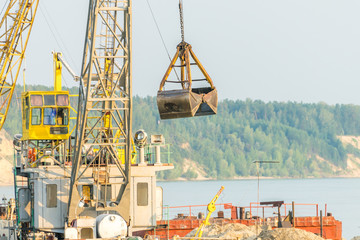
<box><xmin>0</xmin><ymin>0</ymin><xmax>40</xmax><ymax>130</ymax></box>
<box><xmin>6</xmin><ymin>0</ymin><xmax>186</xmax><ymax>239</ymax></box>
<box><xmin>193</xmin><ymin>186</ymin><xmax>225</xmax><ymax>238</ymax></box>
<box><xmin>67</xmin><ymin>0</ymin><xmax>133</xmax><ymax>227</ymax></box>
<box><xmin>156</xmin><ymin>0</ymin><xmax>217</xmax><ymax>120</ymax></box>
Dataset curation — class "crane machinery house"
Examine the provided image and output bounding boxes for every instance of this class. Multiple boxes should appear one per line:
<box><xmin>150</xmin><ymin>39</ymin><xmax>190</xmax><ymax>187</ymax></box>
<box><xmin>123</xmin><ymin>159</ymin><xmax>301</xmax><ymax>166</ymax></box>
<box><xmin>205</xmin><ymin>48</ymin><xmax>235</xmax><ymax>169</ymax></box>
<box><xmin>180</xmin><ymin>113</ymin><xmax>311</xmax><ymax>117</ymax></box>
<box><xmin>21</xmin><ymin>91</ymin><xmax>70</xmax><ymax>140</ymax></box>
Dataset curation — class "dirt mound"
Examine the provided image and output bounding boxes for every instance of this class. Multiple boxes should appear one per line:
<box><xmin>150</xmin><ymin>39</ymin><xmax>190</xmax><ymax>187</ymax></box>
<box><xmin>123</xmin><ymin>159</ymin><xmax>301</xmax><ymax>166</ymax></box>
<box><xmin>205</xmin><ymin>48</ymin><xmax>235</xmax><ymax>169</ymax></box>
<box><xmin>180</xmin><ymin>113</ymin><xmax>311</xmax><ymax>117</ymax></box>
<box><xmin>186</xmin><ymin>223</ymin><xmax>269</xmax><ymax>240</ymax></box>
<box><xmin>186</xmin><ymin>223</ymin><xmax>324</xmax><ymax>240</ymax></box>
<box><xmin>250</xmin><ymin>228</ymin><xmax>324</xmax><ymax>240</ymax></box>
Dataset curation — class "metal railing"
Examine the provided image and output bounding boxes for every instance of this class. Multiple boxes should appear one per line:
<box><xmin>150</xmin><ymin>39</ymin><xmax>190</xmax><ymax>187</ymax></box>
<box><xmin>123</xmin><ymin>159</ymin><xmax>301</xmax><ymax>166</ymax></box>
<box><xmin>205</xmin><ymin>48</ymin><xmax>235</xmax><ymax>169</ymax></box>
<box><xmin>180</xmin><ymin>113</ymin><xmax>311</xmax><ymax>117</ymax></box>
<box><xmin>142</xmin><ymin>144</ymin><xmax>172</xmax><ymax>164</ymax></box>
<box><xmin>162</xmin><ymin>202</ymin><xmax>327</xmax><ymax>222</ymax></box>
<box><xmin>162</xmin><ymin>203</ymin><xmax>232</xmax><ymax>220</ymax></box>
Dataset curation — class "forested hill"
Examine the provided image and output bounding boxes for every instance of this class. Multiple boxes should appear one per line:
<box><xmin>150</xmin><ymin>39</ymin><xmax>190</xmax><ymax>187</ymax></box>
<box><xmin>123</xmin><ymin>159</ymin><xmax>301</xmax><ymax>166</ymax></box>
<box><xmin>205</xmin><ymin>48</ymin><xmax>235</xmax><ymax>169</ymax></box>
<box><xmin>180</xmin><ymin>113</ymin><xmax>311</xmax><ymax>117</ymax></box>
<box><xmin>133</xmin><ymin>97</ymin><xmax>360</xmax><ymax>179</ymax></box>
<box><xmin>4</xmin><ymin>85</ymin><xmax>360</xmax><ymax>180</ymax></box>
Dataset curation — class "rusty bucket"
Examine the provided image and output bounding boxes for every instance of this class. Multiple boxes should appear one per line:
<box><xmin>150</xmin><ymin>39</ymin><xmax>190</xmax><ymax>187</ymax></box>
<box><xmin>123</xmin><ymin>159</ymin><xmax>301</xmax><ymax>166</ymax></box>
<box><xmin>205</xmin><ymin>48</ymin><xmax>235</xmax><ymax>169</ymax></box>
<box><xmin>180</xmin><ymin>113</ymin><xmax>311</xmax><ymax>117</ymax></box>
<box><xmin>157</xmin><ymin>87</ymin><xmax>217</xmax><ymax>120</ymax></box>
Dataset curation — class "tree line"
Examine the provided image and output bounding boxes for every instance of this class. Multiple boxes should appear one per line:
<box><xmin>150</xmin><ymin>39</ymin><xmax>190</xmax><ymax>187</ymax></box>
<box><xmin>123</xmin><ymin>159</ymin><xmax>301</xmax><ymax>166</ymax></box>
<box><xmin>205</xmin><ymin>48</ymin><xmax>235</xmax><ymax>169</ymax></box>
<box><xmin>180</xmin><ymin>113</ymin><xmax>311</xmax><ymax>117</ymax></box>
<box><xmin>4</xmin><ymin>85</ymin><xmax>360</xmax><ymax>180</ymax></box>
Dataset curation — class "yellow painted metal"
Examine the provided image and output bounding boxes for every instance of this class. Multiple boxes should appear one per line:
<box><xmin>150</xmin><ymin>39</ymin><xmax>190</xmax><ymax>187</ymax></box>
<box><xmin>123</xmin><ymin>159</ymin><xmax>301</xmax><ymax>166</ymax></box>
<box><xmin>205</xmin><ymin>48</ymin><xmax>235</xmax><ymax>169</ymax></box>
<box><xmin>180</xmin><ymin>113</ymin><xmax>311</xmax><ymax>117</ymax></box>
<box><xmin>0</xmin><ymin>0</ymin><xmax>40</xmax><ymax>130</ymax></box>
<box><xmin>193</xmin><ymin>186</ymin><xmax>224</xmax><ymax>238</ymax></box>
<box><xmin>159</xmin><ymin>48</ymin><xmax>180</xmax><ymax>91</ymax></box>
<box><xmin>21</xmin><ymin>91</ymin><xmax>71</xmax><ymax>140</ymax></box>
<box><xmin>114</xmin><ymin>128</ymin><xmax>137</xmax><ymax>164</ymax></box>
<box><xmin>158</xmin><ymin>42</ymin><xmax>214</xmax><ymax>91</ymax></box>
<box><xmin>189</xmin><ymin>48</ymin><xmax>214</xmax><ymax>89</ymax></box>
<box><xmin>53</xmin><ymin>52</ymin><xmax>63</xmax><ymax>91</ymax></box>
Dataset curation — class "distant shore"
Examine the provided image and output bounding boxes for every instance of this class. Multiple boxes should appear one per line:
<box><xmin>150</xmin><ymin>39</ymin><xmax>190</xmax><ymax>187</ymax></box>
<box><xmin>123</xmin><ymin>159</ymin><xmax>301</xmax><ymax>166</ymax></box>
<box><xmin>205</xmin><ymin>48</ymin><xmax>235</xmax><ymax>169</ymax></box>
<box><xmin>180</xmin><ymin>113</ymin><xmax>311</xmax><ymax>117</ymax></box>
<box><xmin>2</xmin><ymin>174</ymin><xmax>360</xmax><ymax>187</ymax></box>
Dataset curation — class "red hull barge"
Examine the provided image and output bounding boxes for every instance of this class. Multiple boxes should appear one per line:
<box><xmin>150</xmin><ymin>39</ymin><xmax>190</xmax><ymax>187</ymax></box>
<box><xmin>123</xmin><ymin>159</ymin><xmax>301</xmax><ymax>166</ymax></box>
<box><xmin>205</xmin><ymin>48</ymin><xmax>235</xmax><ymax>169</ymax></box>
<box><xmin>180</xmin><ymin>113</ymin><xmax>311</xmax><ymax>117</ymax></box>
<box><xmin>135</xmin><ymin>202</ymin><xmax>342</xmax><ymax>240</ymax></box>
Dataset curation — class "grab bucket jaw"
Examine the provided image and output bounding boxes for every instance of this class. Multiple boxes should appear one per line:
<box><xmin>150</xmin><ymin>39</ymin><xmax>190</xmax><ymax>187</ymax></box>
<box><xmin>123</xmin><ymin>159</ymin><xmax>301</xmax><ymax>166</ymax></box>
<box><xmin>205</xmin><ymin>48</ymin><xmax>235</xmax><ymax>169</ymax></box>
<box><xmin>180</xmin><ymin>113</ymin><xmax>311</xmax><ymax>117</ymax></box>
<box><xmin>157</xmin><ymin>87</ymin><xmax>217</xmax><ymax>120</ymax></box>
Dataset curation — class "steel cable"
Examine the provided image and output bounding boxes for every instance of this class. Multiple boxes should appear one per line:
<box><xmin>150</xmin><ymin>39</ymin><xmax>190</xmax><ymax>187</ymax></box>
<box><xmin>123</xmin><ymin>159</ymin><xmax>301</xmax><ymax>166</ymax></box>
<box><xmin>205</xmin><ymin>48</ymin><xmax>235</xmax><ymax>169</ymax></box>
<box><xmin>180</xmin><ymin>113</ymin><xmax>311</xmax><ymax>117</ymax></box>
<box><xmin>145</xmin><ymin>0</ymin><xmax>180</xmax><ymax>81</ymax></box>
<box><xmin>0</xmin><ymin>0</ymin><xmax>9</xmax><ymax>19</ymax></box>
<box><xmin>179</xmin><ymin>0</ymin><xmax>185</xmax><ymax>42</ymax></box>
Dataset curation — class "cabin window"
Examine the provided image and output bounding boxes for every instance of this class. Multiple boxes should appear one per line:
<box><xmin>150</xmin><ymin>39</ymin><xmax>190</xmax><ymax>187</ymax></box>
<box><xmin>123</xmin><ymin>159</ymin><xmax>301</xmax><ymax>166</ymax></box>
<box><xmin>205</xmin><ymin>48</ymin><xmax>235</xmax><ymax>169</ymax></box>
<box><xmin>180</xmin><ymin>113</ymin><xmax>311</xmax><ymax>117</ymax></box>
<box><xmin>82</xmin><ymin>185</ymin><xmax>93</xmax><ymax>201</ymax></box>
<box><xmin>137</xmin><ymin>182</ymin><xmax>148</xmax><ymax>206</ymax></box>
<box><xmin>30</xmin><ymin>95</ymin><xmax>43</xmax><ymax>106</ymax></box>
<box><xmin>57</xmin><ymin>108</ymin><xmax>69</xmax><ymax>125</ymax></box>
<box><xmin>44</xmin><ymin>108</ymin><xmax>56</xmax><ymax>125</ymax></box>
<box><xmin>46</xmin><ymin>184</ymin><xmax>57</xmax><ymax>208</ymax></box>
<box><xmin>25</xmin><ymin>97</ymin><xmax>29</xmax><ymax>129</ymax></box>
<box><xmin>56</xmin><ymin>94</ymin><xmax>69</xmax><ymax>106</ymax></box>
<box><xmin>22</xmin><ymin>99</ymin><xmax>26</xmax><ymax>119</ymax></box>
<box><xmin>31</xmin><ymin>108</ymin><xmax>42</xmax><ymax>125</ymax></box>
<box><xmin>44</xmin><ymin>95</ymin><xmax>55</xmax><ymax>106</ymax></box>
<box><xmin>100</xmin><ymin>185</ymin><xmax>112</xmax><ymax>201</ymax></box>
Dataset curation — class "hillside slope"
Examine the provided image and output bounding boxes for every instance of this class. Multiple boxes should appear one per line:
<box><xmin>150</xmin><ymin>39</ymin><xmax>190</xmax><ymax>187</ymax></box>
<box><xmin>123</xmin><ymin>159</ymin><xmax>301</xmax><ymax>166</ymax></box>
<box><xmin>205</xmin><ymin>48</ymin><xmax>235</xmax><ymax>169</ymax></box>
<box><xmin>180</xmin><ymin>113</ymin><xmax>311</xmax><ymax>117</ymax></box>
<box><xmin>3</xmin><ymin>87</ymin><xmax>360</xmax><ymax>181</ymax></box>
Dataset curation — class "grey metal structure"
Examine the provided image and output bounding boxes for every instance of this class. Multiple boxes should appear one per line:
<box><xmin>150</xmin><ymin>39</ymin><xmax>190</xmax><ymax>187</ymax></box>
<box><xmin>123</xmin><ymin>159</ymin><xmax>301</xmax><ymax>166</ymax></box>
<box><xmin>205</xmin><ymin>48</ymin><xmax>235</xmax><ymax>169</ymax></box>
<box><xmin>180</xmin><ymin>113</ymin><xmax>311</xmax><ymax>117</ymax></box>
<box><xmin>7</xmin><ymin>0</ymin><xmax>174</xmax><ymax>239</ymax></box>
<box><xmin>68</xmin><ymin>0</ymin><xmax>133</xmax><ymax>226</ymax></box>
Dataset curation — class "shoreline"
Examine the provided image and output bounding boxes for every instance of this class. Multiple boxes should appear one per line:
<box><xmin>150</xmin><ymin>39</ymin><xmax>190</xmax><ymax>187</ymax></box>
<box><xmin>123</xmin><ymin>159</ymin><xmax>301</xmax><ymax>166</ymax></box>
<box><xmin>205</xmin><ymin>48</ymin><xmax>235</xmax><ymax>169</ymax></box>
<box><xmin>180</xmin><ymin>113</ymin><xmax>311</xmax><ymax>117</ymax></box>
<box><xmin>152</xmin><ymin>175</ymin><xmax>360</xmax><ymax>182</ymax></box>
<box><xmin>2</xmin><ymin>175</ymin><xmax>360</xmax><ymax>187</ymax></box>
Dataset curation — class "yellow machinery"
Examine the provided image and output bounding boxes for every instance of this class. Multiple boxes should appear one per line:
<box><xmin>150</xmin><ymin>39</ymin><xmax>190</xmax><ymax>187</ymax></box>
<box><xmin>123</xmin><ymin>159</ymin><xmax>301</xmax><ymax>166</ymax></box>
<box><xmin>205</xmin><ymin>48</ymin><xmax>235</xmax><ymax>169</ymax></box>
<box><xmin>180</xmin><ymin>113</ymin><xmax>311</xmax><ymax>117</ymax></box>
<box><xmin>21</xmin><ymin>91</ymin><xmax>70</xmax><ymax>140</ymax></box>
<box><xmin>21</xmin><ymin>52</ymin><xmax>70</xmax><ymax>140</ymax></box>
<box><xmin>193</xmin><ymin>186</ymin><xmax>225</xmax><ymax>238</ymax></box>
<box><xmin>0</xmin><ymin>0</ymin><xmax>40</xmax><ymax>130</ymax></box>
<box><xmin>156</xmin><ymin>0</ymin><xmax>217</xmax><ymax>120</ymax></box>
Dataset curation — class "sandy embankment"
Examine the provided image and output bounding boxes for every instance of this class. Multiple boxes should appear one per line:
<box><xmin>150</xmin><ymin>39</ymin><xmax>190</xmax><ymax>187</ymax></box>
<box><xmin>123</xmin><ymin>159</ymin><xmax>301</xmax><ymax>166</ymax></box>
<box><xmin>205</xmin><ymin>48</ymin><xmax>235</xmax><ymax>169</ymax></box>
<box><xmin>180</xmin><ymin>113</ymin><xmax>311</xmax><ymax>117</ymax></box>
<box><xmin>0</xmin><ymin>131</ymin><xmax>14</xmax><ymax>185</ymax></box>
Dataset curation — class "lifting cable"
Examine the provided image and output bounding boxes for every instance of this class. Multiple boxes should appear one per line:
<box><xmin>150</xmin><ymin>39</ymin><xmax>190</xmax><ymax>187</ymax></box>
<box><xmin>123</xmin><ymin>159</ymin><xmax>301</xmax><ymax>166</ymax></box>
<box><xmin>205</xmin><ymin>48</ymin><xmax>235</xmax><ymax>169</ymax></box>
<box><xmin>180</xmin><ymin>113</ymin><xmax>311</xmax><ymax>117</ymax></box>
<box><xmin>39</xmin><ymin>3</ymin><xmax>81</xmax><ymax>88</ymax></box>
<box><xmin>145</xmin><ymin>0</ymin><xmax>172</xmax><ymax>62</ymax></box>
<box><xmin>39</xmin><ymin>3</ymin><xmax>77</xmax><ymax>70</ymax></box>
<box><xmin>145</xmin><ymin>0</ymin><xmax>180</xmax><ymax>81</ymax></box>
<box><xmin>179</xmin><ymin>0</ymin><xmax>185</xmax><ymax>42</ymax></box>
<box><xmin>0</xmin><ymin>0</ymin><xmax>9</xmax><ymax>18</ymax></box>
<box><xmin>39</xmin><ymin>5</ymin><xmax>69</xmax><ymax>87</ymax></box>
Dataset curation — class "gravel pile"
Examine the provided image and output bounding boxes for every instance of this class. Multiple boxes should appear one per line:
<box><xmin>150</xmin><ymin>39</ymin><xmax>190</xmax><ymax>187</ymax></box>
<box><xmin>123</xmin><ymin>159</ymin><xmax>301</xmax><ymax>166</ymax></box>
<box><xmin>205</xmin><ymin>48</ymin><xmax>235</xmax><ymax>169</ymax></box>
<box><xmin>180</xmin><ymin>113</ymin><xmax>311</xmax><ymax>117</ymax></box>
<box><xmin>186</xmin><ymin>223</ymin><xmax>324</xmax><ymax>240</ymax></box>
<box><xmin>186</xmin><ymin>223</ymin><xmax>257</xmax><ymax>239</ymax></box>
<box><xmin>251</xmin><ymin>228</ymin><xmax>325</xmax><ymax>240</ymax></box>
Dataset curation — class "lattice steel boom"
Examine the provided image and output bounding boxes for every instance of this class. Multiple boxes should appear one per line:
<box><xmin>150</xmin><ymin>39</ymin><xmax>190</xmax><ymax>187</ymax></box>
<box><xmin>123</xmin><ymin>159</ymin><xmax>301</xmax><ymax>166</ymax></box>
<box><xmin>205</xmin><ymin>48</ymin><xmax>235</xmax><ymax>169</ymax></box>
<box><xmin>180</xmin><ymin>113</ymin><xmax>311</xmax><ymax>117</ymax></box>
<box><xmin>0</xmin><ymin>0</ymin><xmax>39</xmax><ymax>129</ymax></box>
<box><xmin>67</xmin><ymin>0</ymin><xmax>133</xmax><ymax>225</ymax></box>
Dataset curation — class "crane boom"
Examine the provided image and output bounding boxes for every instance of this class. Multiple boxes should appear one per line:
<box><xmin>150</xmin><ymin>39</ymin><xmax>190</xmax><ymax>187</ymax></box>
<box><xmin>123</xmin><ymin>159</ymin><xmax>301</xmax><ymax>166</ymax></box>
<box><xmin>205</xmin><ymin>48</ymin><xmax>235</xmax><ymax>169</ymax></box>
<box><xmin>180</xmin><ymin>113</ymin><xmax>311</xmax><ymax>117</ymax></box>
<box><xmin>67</xmin><ymin>0</ymin><xmax>133</xmax><ymax>226</ymax></box>
<box><xmin>0</xmin><ymin>0</ymin><xmax>39</xmax><ymax>130</ymax></box>
<box><xmin>193</xmin><ymin>186</ymin><xmax>225</xmax><ymax>238</ymax></box>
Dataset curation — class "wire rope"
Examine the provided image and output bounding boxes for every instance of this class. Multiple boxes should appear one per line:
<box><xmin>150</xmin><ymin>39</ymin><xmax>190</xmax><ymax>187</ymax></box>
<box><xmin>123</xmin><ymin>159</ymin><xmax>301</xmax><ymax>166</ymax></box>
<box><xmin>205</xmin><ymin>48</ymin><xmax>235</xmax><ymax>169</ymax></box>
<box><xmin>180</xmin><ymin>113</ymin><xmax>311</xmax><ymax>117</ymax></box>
<box><xmin>38</xmin><ymin>4</ymin><xmax>71</xmax><ymax>88</ymax></box>
<box><xmin>145</xmin><ymin>0</ymin><xmax>172</xmax><ymax>62</ymax></box>
<box><xmin>179</xmin><ymin>0</ymin><xmax>185</xmax><ymax>42</ymax></box>
<box><xmin>145</xmin><ymin>0</ymin><xmax>181</xmax><ymax>81</ymax></box>
<box><xmin>0</xmin><ymin>0</ymin><xmax>9</xmax><ymax>19</ymax></box>
<box><xmin>39</xmin><ymin>3</ymin><xmax>78</xmax><ymax>71</ymax></box>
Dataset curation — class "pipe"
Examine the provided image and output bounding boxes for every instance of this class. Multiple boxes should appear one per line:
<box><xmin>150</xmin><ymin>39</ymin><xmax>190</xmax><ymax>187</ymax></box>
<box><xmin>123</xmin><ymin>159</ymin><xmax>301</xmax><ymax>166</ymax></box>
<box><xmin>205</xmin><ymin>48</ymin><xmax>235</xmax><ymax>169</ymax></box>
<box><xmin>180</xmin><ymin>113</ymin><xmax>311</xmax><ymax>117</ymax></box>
<box><xmin>155</xmin><ymin>145</ymin><xmax>161</xmax><ymax>165</ymax></box>
<box><xmin>320</xmin><ymin>210</ymin><xmax>323</xmax><ymax>237</ymax></box>
<box><xmin>292</xmin><ymin>201</ymin><xmax>295</xmax><ymax>227</ymax></box>
<box><xmin>138</xmin><ymin>147</ymin><xmax>145</xmax><ymax>165</ymax></box>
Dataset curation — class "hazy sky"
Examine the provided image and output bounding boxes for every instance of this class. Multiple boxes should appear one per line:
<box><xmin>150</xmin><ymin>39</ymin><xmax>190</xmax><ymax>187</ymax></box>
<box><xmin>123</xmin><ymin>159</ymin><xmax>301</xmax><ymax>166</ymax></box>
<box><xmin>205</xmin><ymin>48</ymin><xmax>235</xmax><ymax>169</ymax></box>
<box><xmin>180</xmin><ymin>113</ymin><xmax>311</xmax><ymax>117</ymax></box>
<box><xmin>8</xmin><ymin>0</ymin><xmax>360</xmax><ymax>105</ymax></box>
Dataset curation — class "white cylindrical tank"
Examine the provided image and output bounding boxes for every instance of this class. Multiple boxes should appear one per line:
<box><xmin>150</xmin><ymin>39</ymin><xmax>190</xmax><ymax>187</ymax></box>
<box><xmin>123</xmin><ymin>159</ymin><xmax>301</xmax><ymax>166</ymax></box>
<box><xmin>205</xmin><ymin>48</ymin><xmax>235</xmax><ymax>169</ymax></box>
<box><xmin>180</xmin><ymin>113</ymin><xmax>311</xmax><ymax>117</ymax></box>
<box><xmin>96</xmin><ymin>214</ymin><xmax>127</xmax><ymax>238</ymax></box>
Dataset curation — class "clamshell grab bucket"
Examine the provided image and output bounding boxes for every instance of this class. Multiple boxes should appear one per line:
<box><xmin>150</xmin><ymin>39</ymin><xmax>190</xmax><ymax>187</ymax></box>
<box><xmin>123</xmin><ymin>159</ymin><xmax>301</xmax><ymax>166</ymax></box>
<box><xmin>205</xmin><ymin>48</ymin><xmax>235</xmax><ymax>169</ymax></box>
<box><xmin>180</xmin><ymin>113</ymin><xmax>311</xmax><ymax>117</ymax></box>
<box><xmin>157</xmin><ymin>42</ymin><xmax>217</xmax><ymax>120</ymax></box>
<box><xmin>157</xmin><ymin>87</ymin><xmax>217</xmax><ymax>119</ymax></box>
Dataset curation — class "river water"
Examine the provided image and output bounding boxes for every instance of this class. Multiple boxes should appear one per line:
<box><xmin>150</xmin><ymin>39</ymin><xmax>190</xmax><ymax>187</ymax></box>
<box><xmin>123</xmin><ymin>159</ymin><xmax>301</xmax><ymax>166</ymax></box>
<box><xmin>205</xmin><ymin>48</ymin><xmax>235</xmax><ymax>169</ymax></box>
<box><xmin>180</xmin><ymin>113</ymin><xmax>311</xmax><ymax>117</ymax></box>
<box><xmin>1</xmin><ymin>178</ymin><xmax>359</xmax><ymax>239</ymax></box>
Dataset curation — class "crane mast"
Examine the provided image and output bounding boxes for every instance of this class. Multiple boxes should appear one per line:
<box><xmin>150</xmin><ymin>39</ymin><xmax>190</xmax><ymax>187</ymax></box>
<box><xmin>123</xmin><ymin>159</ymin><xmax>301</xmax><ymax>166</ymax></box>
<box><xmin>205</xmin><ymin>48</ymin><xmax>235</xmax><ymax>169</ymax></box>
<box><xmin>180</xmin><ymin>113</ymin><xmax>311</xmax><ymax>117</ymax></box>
<box><xmin>67</xmin><ymin>0</ymin><xmax>133</xmax><ymax>225</ymax></box>
<box><xmin>0</xmin><ymin>0</ymin><xmax>39</xmax><ymax>130</ymax></box>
